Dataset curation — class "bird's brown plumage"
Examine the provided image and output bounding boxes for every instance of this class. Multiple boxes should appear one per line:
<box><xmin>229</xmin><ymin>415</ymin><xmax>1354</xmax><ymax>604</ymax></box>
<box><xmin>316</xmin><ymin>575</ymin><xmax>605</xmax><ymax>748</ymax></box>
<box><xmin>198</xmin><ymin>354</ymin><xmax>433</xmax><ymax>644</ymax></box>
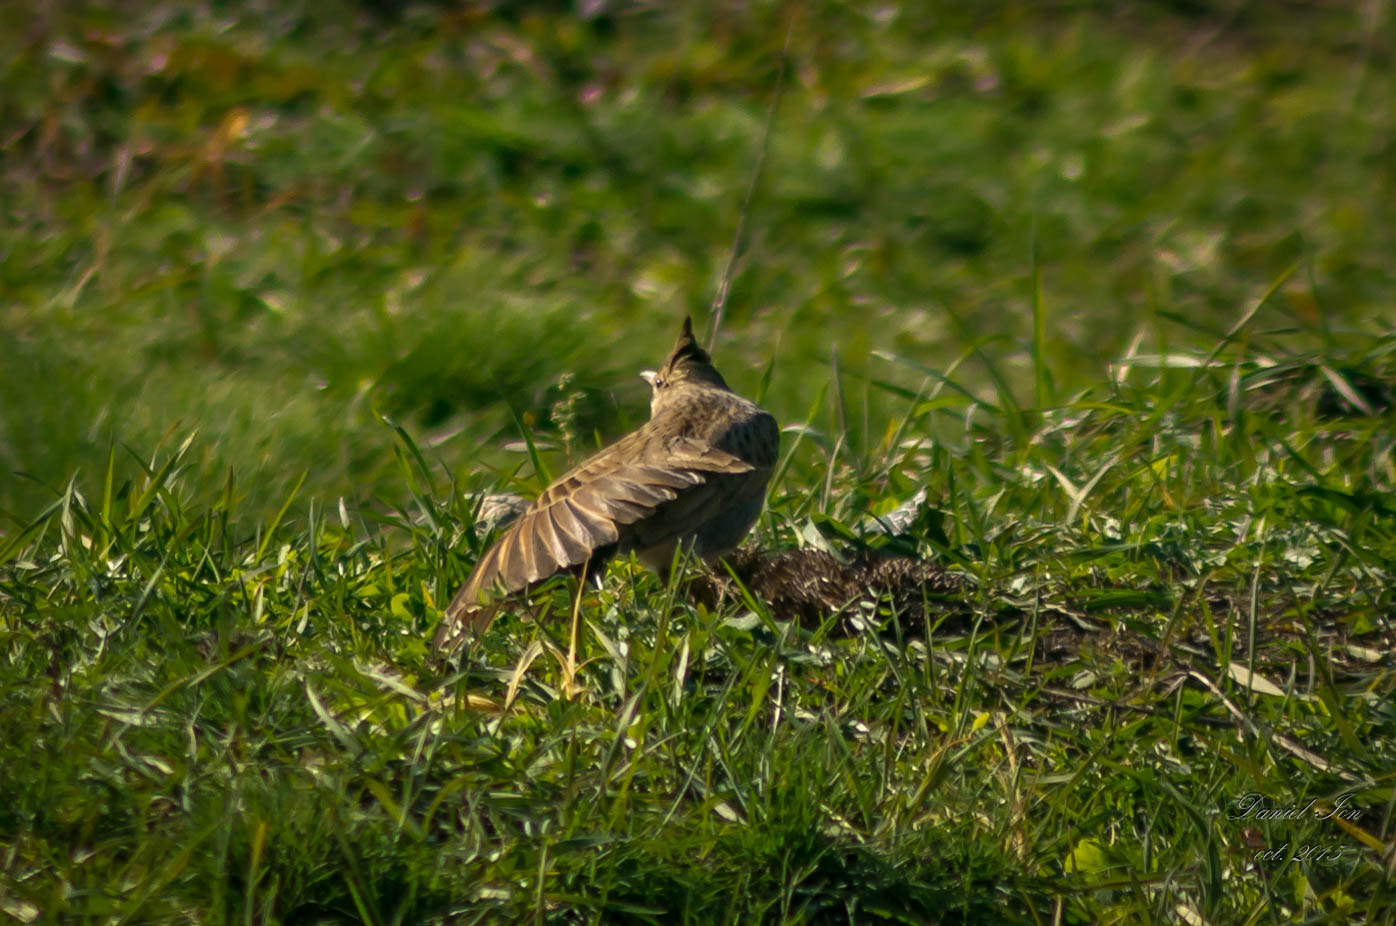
<box><xmin>434</xmin><ymin>317</ymin><xmax>778</xmax><ymax>652</ymax></box>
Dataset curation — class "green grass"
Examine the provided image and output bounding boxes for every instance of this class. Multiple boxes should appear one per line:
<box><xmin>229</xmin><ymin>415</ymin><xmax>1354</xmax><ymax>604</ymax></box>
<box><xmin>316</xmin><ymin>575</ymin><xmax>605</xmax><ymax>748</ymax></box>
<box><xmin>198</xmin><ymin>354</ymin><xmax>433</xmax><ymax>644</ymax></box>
<box><xmin>5</xmin><ymin>329</ymin><xmax>1395</xmax><ymax>922</ymax></box>
<box><xmin>3</xmin><ymin>1</ymin><xmax>1396</xmax><ymax>922</ymax></box>
<box><xmin>4</xmin><ymin>0</ymin><xmax>1394</xmax><ymax>521</ymax></box>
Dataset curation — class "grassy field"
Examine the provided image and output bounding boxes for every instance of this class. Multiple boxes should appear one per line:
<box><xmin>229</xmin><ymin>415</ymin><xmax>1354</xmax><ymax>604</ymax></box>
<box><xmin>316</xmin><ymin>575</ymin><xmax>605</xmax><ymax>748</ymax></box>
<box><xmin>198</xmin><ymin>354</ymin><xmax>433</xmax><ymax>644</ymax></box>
<box><xmin>3</xmin><ymin>1</ymin><xmax>1396</xmax><ymax>922</ymax></box>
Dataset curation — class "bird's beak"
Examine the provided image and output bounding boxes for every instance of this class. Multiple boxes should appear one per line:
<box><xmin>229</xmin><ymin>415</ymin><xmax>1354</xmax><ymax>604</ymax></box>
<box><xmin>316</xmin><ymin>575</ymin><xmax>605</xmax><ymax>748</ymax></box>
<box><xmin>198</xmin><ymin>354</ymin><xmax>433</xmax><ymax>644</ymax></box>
<box><xmin>640</xmin><ymin>370</ymin><xmax>657</xmax><ymax>387</ymax></box>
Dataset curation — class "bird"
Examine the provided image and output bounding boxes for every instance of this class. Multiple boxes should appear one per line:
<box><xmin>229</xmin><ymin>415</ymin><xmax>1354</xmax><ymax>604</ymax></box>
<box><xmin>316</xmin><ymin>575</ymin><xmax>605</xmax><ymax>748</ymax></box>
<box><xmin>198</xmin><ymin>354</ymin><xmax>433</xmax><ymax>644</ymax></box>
<box><xmin>434</xmin><ymin>316</ymin><xmax>779</xmax><ymax>653</ymax></box>
<box><xmin>689</xmin><ymin>546</ymin><xmax>969</xmax><ymax>629</ymax></box>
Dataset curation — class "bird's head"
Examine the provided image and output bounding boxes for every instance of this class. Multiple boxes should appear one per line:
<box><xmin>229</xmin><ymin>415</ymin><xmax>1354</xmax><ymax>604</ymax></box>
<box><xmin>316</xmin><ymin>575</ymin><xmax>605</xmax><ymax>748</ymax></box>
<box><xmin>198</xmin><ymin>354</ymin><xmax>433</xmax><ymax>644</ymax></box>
<box><xmin>641</xmin><ymin>316</ymin><xmax>731</xmax><ymax>414</ymax></box>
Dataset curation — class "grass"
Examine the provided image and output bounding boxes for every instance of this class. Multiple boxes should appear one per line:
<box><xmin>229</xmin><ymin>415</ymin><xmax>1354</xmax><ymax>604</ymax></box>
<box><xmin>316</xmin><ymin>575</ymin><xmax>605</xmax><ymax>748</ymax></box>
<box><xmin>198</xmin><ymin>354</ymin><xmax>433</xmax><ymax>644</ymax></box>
<box><xmin>3</xmin><ymin>1</ymin><xmax>1396</xmax><ymax>922</ymax></box>
<box><xmin>4</xmin><ymin>326</ymin><xmax>1394</xmax><ymax>922</ymax></box>
<box><xmin>4</xmin><ymin>0</ymin><xmax>1394</xmax><ymax>521</ymax></box>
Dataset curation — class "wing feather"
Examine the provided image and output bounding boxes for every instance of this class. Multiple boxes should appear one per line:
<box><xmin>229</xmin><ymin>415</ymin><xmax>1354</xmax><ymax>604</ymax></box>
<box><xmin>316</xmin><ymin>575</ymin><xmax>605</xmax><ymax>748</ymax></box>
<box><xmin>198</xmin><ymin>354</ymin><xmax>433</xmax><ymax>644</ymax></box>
<box><xmin>495</xmin><ymin>529</ymin><xmax>526</xmax><ymax>590</ymax></box>
<box><xmin>534</xmin><ymin>506</ymin><xmax>584</xmax><ymax>569</ymax></box>
<box><xmin>559</xmin><ymin>497</ymin><xmax>620</xmax><ymax>548</ymax></box>
<box><xmin>438</xmin><ymin>421</ymin><xmax>771</xmax><ymax>647</ymax></box>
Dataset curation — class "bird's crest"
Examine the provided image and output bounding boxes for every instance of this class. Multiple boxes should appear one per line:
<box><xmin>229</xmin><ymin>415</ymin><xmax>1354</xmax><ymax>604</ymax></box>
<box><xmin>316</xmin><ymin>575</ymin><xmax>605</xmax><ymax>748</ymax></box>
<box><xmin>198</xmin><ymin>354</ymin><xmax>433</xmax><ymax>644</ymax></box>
<box><xmin>656</xmin><ymin>316</ymin><xmax>728</xmax><ymax>390</ymax></box>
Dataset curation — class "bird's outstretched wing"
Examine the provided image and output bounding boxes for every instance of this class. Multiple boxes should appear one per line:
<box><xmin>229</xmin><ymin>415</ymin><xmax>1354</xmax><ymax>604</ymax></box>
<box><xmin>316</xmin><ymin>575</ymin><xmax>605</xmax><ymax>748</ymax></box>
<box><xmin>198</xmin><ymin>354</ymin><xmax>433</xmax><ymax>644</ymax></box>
<box><xmin>434</xmin><ymin>432</ymin><xmax>755</xmax><ymax>647</ymax></box>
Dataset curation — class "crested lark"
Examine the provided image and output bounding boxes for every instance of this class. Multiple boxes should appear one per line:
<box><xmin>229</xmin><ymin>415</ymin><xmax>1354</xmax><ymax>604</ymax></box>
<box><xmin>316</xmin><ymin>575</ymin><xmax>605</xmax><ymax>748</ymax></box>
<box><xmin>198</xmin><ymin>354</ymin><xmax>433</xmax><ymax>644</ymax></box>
<box><xmin>434</xmin><ymin>316</ymin><xmax>779</xmax><ymax>653</ymax></box>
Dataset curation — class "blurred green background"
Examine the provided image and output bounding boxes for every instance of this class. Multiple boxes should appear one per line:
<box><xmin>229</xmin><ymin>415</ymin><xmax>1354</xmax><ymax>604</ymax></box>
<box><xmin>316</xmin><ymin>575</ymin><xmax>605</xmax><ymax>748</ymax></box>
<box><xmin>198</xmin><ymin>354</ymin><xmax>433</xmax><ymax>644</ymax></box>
<box><xmin>3</xmin><ymin>0</ymin><xmax>1392</xmax><ymax>523</ymax></box>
